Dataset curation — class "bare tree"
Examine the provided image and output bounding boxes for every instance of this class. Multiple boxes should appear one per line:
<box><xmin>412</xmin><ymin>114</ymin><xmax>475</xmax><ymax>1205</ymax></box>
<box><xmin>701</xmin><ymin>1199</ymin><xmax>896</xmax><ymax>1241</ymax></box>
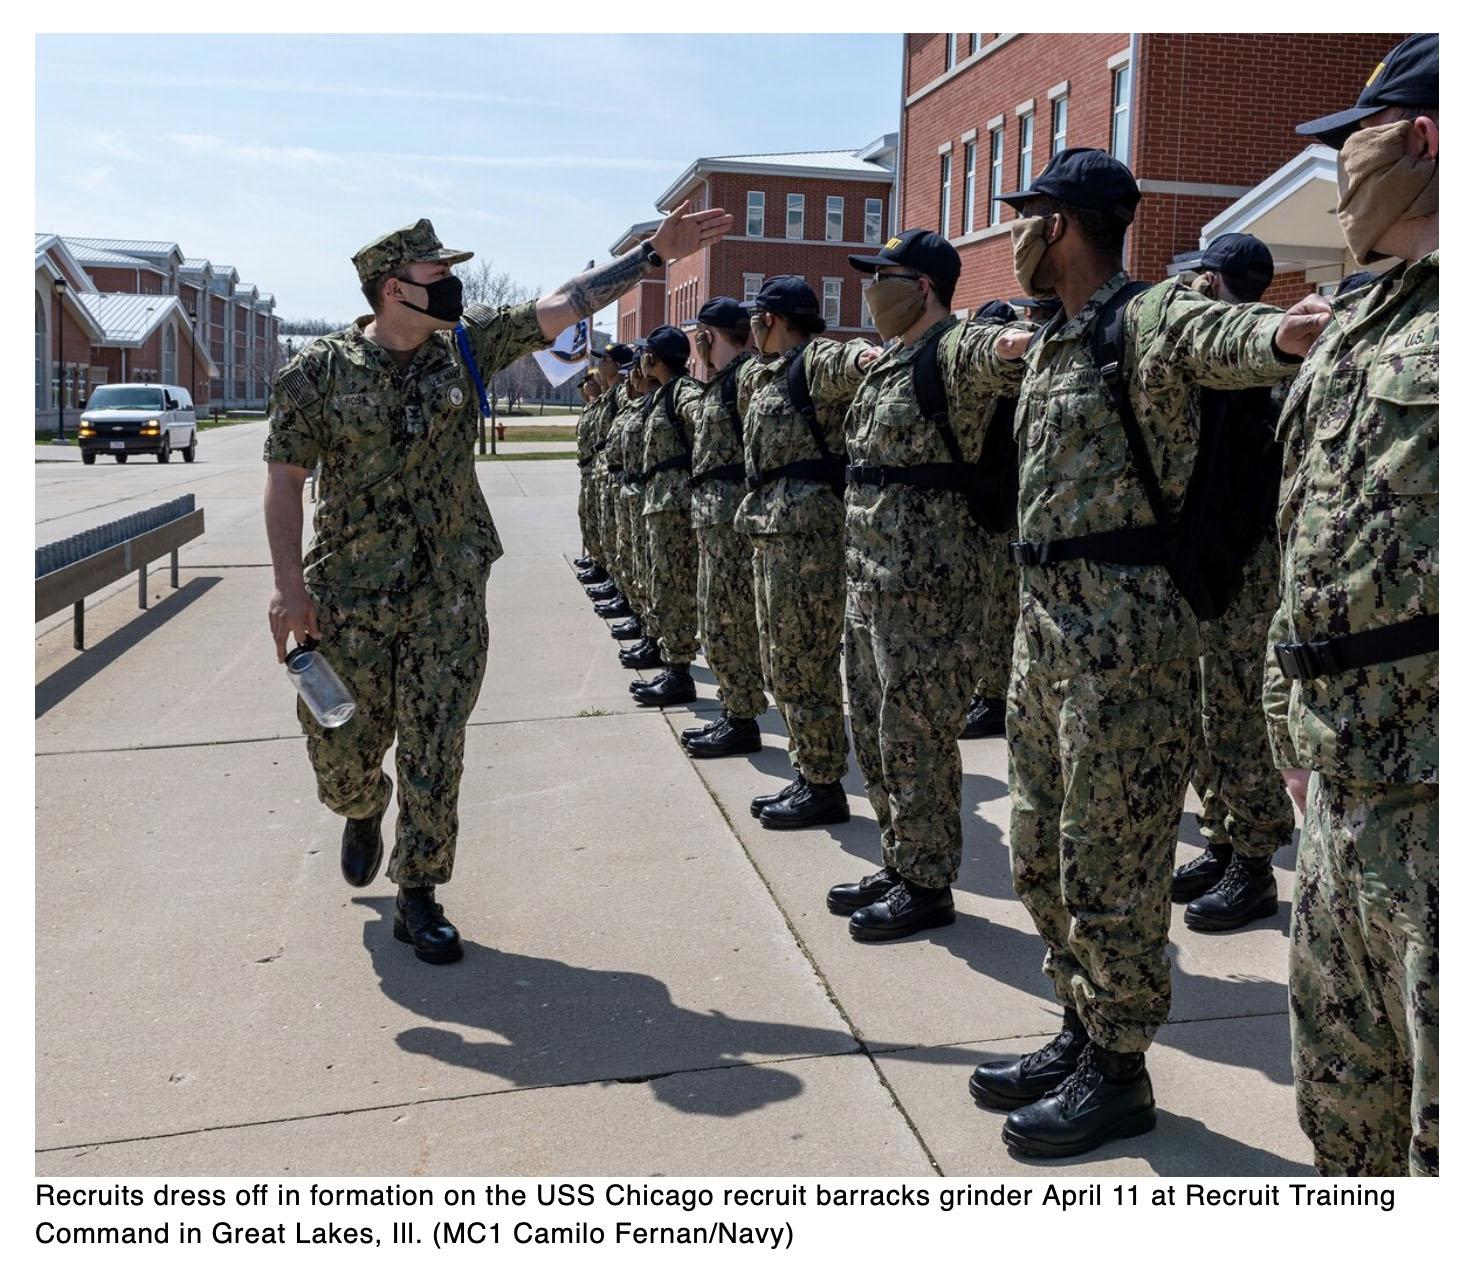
<box><xmin>279</xmin><ymin>317</ymin><xmax>345</xmax><ymax>336</ymax></box>
<box><xmin>456</xmin><ymin>260</ymin><xmax>534</xmax><ymax>311</ymax></box>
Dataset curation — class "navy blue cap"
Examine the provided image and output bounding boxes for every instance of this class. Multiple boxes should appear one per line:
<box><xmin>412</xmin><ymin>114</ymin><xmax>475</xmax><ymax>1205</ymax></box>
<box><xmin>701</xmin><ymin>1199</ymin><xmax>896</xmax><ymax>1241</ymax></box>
<box><xmin>645</xmin><ymin>324</ymin><xmax>690</xmax><ymax>367</ymax></box>
<box><xmin>1298</xmin><ymin>34</ymin><xmax>1437</xmax><ymax>150</ymax></box>
<box><xmin>741</xmin><ymin>275</ymin><xmax>825</xmax><ymax>330</ymax></box>
<box><xmin>696</xmin><ymin>297</ymin><xmax>747</xmax><ymax>331</ymax></box>
<box><xmin>1336</xmin><ymin>270</ymin><xmax>1381</xmax><ymax>296</ymax></box>
<box><xmin>1000</xmin><ymin>147</ymin><xmax>1140</xmax><ymax>224</ymax></box>
<box><xmin>1009</xmin><ymin>295</ymin><xmax>1062</xmax><ymax>318</ymax></box>
<box><xmin>1200</xmin><ymin>233</ymin><xmax>1275</xmax><ymax>287</ymax></box>
<box><xmin>600</xmin><ymin>342</ymin><xmax>636</xmax><ymax>366</ymax></box>
<box><xmin>975</xmin><ymin>299</ymin><xmax>1017</xmax><ymax>323</ymax></box>
<box><xmin>848</xmin><ymin>228</ymin><xmax>961</xmax><ymax>293</ymax></box>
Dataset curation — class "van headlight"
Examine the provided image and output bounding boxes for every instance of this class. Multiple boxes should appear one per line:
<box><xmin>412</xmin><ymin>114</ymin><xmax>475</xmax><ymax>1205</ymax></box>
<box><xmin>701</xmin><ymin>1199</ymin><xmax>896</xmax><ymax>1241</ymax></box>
<box><xmin>141</xmin><ymin>419</ymin><xmax>160</xmax><ymax>435</ymax></box>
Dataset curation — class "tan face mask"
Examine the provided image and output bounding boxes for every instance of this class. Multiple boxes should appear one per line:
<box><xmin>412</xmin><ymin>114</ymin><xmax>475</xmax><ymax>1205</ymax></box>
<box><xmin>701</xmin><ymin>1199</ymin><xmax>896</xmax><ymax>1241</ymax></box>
<box><xmin>1337</xmin><ymin>118</ymin><xmax>1438</xmax><ymax>265</ymax></box>
<box><xmin>866</xmin><ymin>275</ymin><xmax>928</xmax><ymax>340</ymax></box>
<box><xmin>1190</xmin><ymin>273</ymin><xmax>1216</xmax><ymax>297</ymax></box>
<box><xmin>1011</xmin><ymin>216</ymin><xmax>1057</xmax><ymax>299</ymax></box>
<box><xmin>751</xmin><ymin>313</ymin><xmax>772</xmax><ymax>355</ymax></box>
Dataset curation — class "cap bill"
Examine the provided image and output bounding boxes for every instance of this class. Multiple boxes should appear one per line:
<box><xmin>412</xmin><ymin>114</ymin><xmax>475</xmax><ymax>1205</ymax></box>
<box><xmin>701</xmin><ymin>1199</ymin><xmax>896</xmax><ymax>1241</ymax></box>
<box><xmin>847</xmin><ymin>251</ymin><xmax>891</xmax><ymax>271</ymax></box>
<box><xmin>1296</xmin><ymin>103</ymin><xmax>1382</xmax><ymax>147</ymax></box>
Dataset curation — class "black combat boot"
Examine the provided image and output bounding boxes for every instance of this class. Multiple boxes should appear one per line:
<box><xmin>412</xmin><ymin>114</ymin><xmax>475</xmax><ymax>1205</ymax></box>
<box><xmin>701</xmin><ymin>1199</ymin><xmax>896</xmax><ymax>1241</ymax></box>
<box><xmin>585</xmin><ymin>579</ymin><xmax>619</xmax><ymax>600</ymax></box>
<box><xmin>827</xmin><ymin>866</ymin><xmax>903</xmax><ymax>915</ymax></box>
<box><xmin>620</xmin><ymin>638</ymin><xmax>663</xmax><ymax>669</ymax></box>
<box><xmin>340</xmin><ymin>813</ymin><xmax>384</xmax><ymax>888</ymax></box>
<box><xmin>969</xmin><ymin>1009</ymin><xmax>1087</xmax><ymax>1110</ymax></box>
<box><xmin>393</xmin><ymin>886</ymin><xmax>464</xmax><ymax>965</ymax></box>
<box><xmin>576</xmin><ymin>564</ymin><xmax>607</xmax><ymax>584</ymax></box>
<box><xmin>611</xmin><ymin>616</ymin><xmax>643</xmax><ymax>640</ymax></box>
<box><xmin>1000</xmin><ymin>1043</ymin><xmax>1156</xmax><ymax>1158</ymax></box>
<box><xmin>1184</xmin><ymin>852</ymin><xmax>1278</xmax><ymax>932</ymax></box>
<box><xmin>595</xmin><ymin>597</ymin><xmax>633</xmax><ymax>619</ymax></box>
<box><xmin>848</xmin><ymin>878</ymin><xmax>956</xmax><ymax>941</ymax></box>
<box><xmin>574</xmin><ymin>555</ymin><xmax>596</xmax><ymax>570</ymax></box>
<box><xmin>1171</xmin><ymin>842</ymin><xmax>1233</xmax><ymax>901</ymax></box>
<box><xmin>751</xmin><ymin>777</ymin><xmax>803</xmax><ymax>819</ymax></box>
<box><xmin>685</xmin><ymin>713</ymin><xmax>761</xmax><ymax>757</ymax></box>
<box><xmin>632</xmin><ymin>664</ymin><xmax>696</xmax><ymax>707</ymax></box>
<box><xmin>959</xmin><ymin>694</ymin><xmax>1006</xmax><ymax>739</ymax></box>
<box><xmin>683</xmin><ymin>711</ymin><xmax>726</xmax><ymax>742</ymax></box>
<box><xmin>759</xmin><ymin>779</ymin><xmax>849</xmax><ymax>829</ymax></box>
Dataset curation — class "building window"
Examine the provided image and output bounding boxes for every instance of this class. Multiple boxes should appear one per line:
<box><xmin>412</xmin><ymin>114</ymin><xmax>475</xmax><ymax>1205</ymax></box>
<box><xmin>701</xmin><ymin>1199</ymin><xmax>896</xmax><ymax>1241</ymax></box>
<box><xmin>860</xmin><ymin>280</ymin><xmax>874</xmax><ymax>329</ymax></box>
<box><xmin>970</xmin><ymin>34</ymin><xmax>982</xmax><ymax>55</ymax></box>
<box><xmin>962</xmin><ymin>140</ymin><xmax>977</xmax><ymax>234</ymax></box>
<box><xmin>35</xmin><ymin>294</ymin><xmax>46</xmax><ymax>410</ymax></box>
<box><xmin>864</xmin><ymin>197</ymin><xmax>883</xmax><ymax>244</ymax></box>
<box><xmin>1111</xmin><ymin>62</ymin><xmax>1132</xmax><ymax>164</ymax></box>
<box><xmin>746</xmin><ymin>191</ymin><xmax>765</xmax><ymax>237</ymax></box>
<box><xmin>743</xmin><ymin>273</ymin><xmax>763</xmax><ymax>305</ymax></box>
<box><xmin>786</xmin><ymin>193</ymin><xmax>804</xmax><ymax>239</ymax></box>
<box><xmin>938</xmin><ymin>152</ymin><xmax>952</xmax><ymax>235</ymax></box>
<box><xmin>988</xmin><ymin>127</ymin><xmax>1004</xmax><ymax>225</ymax></box>
<box><xmin>945</xmin><ymin>34</ymin><xmax>957</xmax><ymax>69</ymax></box>
<box><xmin>1017</xmin><ymin>111</ymin><xmax>1034</xmax><ymax>192</ymax></box>
<box><xmin>1051</xmin><ymin>95</ymin><xmax>1068</xmax><ymax>157</ymax></box>
<box><xmin>822</xmin><ymin>278</ymin><xmax>842</xmax><ymax>327</ymax></box>
<box><xmin>826</xmin><ymin>196</ymin><xmax>844</xmax><ymax>242</ymax></box>
<box><xmin>163</xmin><ymin>324</ymin><xmax>177</xmax><ymax>385</ymax></box>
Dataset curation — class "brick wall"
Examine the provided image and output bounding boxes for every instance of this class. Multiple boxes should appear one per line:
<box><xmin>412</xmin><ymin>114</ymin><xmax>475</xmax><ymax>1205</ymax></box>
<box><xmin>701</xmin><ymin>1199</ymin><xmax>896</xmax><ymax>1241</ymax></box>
<box><xmin>88</xmin><ymin>266</ymin><xmax>165</xmax><ymax>294</ymax></box>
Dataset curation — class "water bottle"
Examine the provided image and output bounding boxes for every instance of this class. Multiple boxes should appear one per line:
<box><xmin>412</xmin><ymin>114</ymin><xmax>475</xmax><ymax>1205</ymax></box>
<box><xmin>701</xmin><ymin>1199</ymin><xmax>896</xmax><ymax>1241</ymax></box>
<box><xmin>285</xmin><ymin>640</ymin><xmax>356</xmax><ymax>728</ymax></box>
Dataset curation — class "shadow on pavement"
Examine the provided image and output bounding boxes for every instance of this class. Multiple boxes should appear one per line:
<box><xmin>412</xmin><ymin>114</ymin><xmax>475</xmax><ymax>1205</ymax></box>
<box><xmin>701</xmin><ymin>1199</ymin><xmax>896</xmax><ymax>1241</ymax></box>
<box><xmin>35</xmin><ymin>575</ymin><xmax>222</xmax><ymax>718</ymax></box>
<box><xmin>355</xmin><ymin>896</ymin><xmax>864</xmax><ymax>1118</ymax></box>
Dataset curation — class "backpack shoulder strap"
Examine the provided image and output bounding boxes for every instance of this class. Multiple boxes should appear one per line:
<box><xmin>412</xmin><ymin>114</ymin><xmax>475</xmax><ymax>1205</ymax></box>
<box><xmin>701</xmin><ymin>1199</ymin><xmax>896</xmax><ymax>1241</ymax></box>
<box><xmin>786</xmin><ymin>345</ymin><xmax>832</xmax><ymax>461</ymax></box>
<box><xmin>1089</xmin><ymin>281</ymin><xmax>1173</xmax><ymax>533</ymax></box>
<box><xmin>662</xmin><ymin>378</ymin><xmax>691</xmax><ymax>455</ymax></box>
<box><xmin>720</xmin><ymin>351</ymin><xmax>751</xmax><ymax>447</ymax></box>
<box><xmin>912</xmin><ymin>329</ymin><xmax>964</xmax><ymax>466</ymax></box>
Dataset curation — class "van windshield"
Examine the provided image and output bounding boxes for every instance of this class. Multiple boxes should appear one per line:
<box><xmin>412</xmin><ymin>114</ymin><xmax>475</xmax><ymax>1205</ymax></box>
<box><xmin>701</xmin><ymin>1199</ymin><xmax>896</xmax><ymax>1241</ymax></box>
<box><xmin>86</xmin><ymin>386</ymin><xmax>166</xmax><ymax>410</ymax></box>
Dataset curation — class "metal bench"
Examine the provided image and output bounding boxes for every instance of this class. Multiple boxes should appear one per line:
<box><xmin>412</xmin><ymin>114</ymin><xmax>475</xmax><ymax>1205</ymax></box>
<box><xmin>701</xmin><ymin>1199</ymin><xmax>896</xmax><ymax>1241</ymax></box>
<box><xmin>36</xmin><ymin>495</ymin><xmax>206</xmax><ymax>651</ymax></box>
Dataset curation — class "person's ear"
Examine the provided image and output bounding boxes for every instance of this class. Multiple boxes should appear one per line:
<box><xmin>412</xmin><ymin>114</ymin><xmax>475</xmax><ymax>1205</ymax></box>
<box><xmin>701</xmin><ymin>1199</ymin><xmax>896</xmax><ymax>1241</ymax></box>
<box><xmin>1045</xmin><ymin>212</ymin><xmax>1065</xmax><ymax>246</ymax></box>
<box><xmin>1412</xmin><ymin>114</ymin><xmax>1438</xmax><ymax>161</ymax></box>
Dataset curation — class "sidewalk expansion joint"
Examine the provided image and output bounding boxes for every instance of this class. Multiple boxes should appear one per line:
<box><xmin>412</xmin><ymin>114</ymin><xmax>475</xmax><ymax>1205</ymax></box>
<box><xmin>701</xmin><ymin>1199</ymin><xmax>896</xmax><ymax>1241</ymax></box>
<box><xmin>35</xmin><ymin>1048</ymin><xmax>868</xmax><ymax>1156</ymax></box>
<box><xmin>663</xmin><ymin>713</ymin><xmax>944</xmax><ymax>1177</ymax></box>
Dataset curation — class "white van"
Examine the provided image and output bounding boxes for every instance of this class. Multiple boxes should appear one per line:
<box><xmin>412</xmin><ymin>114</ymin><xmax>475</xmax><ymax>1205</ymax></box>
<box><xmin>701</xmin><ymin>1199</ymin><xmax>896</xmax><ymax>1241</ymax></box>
<box><xmin>77</xmin><ymin>383</ymin><xmax>198</xmax><ymax>466</ymax></box>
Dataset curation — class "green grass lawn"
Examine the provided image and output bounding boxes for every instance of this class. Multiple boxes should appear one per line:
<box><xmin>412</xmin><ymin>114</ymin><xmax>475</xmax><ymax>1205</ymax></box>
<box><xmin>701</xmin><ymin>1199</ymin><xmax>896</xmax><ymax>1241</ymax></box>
<box><xmin>476</xmin><ymin>451</ymin><xmax>575</xmax><ymax>462</ymax></box>
<box><xmin>496</xmin><ymin>424</ymin><xmax>575</xmax><ymax>442</ymax></box>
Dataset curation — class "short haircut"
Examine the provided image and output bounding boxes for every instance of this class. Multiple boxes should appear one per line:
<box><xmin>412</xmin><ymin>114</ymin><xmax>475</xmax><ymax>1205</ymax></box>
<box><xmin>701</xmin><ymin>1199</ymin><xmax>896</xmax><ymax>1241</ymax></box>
<box><xmin>361</xmin><ymin>268</ymin><xmax>407</xmax><ymax>313</ymax></box>
<box><xmin>926</xmin><ymin>272</ymin><xmax>956</xmax><ymax>307</ymax></box>
<box><xmin>1027</xmin><ymin>196</ymin><xmax>1128</xmax><ymax>258</ymax></box>
<box><xmin>716</xmin><ymin>311</ymin><xmax>751</xmax><ymax>343</ymax></box>
<box><xmin>1218</xmin><ymin>270</ymin><xmax>1270</xmax><ymax>304</ymax></box>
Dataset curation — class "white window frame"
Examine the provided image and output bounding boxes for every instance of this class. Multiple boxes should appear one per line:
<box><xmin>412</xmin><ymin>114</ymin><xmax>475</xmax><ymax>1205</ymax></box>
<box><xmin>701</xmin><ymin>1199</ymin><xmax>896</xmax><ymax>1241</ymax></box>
<box><xmin>859</xmin><ymin>279</ymin><xmax>874</xmax><ymax>329</ymax></box>
<box><xmin>945</xmin><ymin>34</ymin><xmax>957</xmax><ymax>69</ymax></box>
<box><xmin>822</xmin><ymin>277</ymin><xmax>842</xmax><ymax>327</ymax></box>
<box><xmin>825</xmin><ymin>195</ymin><xmax>844</xmax><ymax>242</ymax></box>
<box><xmin>786</xmin><ymin>193</ymin><xmax>804</xmax><ymax>240</ymax></box>
<box><xmin>1111</xmin><ymin>61</ymin><xmax>1132</xmax><ymax>165</ymax></box>
<box><xmin>1051</xmin><ymin>94</ymin><xmax>1068</xmax><ymax>158</ymax></box>
<box><xmin>938</xmin><ymin>151</ymin><xmax>952</xmax><ymax>235</ymax></box>
<box><xmin>962</xmin><ymin>140</ymin><xmax>977</xmax><ymax>235</ymax></box>
<box><xmin>988</xmin><ymin>126</ymin><xmax>1004</xmax><ymax>226</ymax></box>
<box><xmin>746</xmin><ymin>190</ymin><xmax>765</xmax><ymax>237</ymax></box>
<box><xmin>970</xmin><ymin>34</ymin><xmax>982</xmax><ymax>56</ymax></box>
<box><xmin>864</xmin><ymin>197</ymin><xmax>883</xmax><ymax>245</ymax></box>
<box><xmin>1017</xmin><ymin>111</ymin><xmax>1035</xmax><ymax>192</ymax></box>
<box><xmin>742</xmin><ymin>273</ymin><xmax>763</xmax><ymax>305</ymax></box>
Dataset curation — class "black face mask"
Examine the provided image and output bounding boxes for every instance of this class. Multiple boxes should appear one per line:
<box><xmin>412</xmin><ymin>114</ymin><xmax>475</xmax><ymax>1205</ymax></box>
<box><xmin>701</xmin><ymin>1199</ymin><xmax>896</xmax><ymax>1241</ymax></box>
<box><xmin>398</xmin><ymin>274</ymin><xmax>464</xmax><ymax>323</ymax></box>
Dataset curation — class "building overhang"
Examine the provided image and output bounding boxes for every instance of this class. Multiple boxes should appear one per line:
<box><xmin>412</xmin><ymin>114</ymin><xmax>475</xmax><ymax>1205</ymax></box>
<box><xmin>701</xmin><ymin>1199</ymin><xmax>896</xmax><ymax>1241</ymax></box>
<box><xmin>655</xmin><ymin>159</ymin><xmax>895</xmax><ymax>212</ymax></box>
<box><xmin>1172</xmin><ymin>145</ymin><xmax>1353</xmax><ymax>280</ymax></box>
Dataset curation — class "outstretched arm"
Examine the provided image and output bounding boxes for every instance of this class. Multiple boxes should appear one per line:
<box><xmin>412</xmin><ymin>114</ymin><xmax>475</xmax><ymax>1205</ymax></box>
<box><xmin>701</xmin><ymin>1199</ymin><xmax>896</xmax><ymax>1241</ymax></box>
<box><xmin>536</xmin><ymin>200</ymin><xmax>734</xmax><ymax>339</ymax></box>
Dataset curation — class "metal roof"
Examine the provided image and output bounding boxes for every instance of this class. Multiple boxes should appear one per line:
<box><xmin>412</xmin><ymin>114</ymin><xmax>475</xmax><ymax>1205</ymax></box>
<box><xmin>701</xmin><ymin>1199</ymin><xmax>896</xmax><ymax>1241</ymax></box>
<box><xmin>180</xmin><ymin>257</ymin><xmax>212</xmax><ymax>272</ymax></box>
<box><xmin>76</xmin><ymin>292</ymin><xmax>183</xmax><ymax>342</ymax></box>
<box><xmin>655</xmin><ymin>143</ymin><xmax>895</xmax><ymax>211</ymax></box>
<box><xmin>62</xmin><ymin>239</ymin><xmax>164</xmax><ymax>271</ymax></box>
<box><xmin>65</xmin><ymin>235</ymin><xmax>183</xmax><ymax>261</ymax></box>
<box><xmin>608</xmin><ymin>219</ymin><xmax>662</xmax><ymax>255</ymax></box>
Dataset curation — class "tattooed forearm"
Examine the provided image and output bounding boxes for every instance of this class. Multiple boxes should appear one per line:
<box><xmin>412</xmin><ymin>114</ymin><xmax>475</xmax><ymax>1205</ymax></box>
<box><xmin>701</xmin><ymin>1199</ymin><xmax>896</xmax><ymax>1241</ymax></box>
<box><xmin>557</xmin><ymin>247</ymin><xmax>654</xmax><ymax>319</ymax></box>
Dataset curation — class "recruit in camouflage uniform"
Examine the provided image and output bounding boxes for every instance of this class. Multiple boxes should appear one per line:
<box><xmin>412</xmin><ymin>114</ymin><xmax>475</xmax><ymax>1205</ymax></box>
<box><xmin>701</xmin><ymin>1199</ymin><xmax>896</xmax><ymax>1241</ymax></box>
<box><xmin>735</xmin><ymin>338</ymin><xmax>868</xmax><ymax>790</ymax></box>
<box><xmin>1265</xmin><ymin>256</ymin><xmax>1438</xmax><ymax>1176</ymax></box>
<box><xmin>264</xmin><ymin>290</ymin><xmax>546</xmax><ymax>889</ymax></box>
<box><xmin>616</xmin><ymin>389</ymin><xmax>658</xmax><ymax>639</ymax></box>
<box><xmin>576</xmin><ymin>375</ymin><xmax>615</xmax><ymax>569</ymax></box>
<box><xmin>971</xmin><ymin>531</ymin><xmax>1019</xmax><ymax>706</ymax></box>
<box><xmin>1007</xmin><ymin>274</ymin><xmax>1298</xmax><ymax>1057</ymax></box>
<box><xmin>688</xmin><ymin>350</ymin><xmax>765</xmax><ymax>722</ymax></box>
<box><xmin>844</xmin><ymin>314</ymin><xmax>1027</xmax><ymax>892</ymax></box>
<box><xmin>640</xmin><ymin>371</ymin><xmax>705</xmax><ymax>668</ymax></box>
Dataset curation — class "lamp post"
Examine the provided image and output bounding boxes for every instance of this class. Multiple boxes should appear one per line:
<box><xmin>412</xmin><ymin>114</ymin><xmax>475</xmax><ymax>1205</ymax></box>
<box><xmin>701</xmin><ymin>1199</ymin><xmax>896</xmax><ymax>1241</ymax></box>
<box><xmin>52</xmin><ymin>276</ymin><xmax>66</xmax><ymax>442</ymax></box>
<box><xmin>187</xmin><ymin>303</ymin><xmax>198</xmax><ymax>404</ymax></box>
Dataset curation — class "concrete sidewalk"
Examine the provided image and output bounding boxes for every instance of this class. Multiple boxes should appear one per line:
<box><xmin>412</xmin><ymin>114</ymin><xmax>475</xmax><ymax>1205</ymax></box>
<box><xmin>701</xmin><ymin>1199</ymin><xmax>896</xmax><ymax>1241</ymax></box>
<box><xmin>35</xmin><ymin>423</ymin><xmax>1311</xmax><ymax>1176</ymax></box>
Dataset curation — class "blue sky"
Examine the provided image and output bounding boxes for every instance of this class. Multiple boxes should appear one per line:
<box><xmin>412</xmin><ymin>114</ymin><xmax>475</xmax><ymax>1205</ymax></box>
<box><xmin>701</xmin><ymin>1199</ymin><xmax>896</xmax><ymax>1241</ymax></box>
<box><xmin>36</xmin><ymin>34</ymin><xmax>902</xmax><ymax>326</ymax></box>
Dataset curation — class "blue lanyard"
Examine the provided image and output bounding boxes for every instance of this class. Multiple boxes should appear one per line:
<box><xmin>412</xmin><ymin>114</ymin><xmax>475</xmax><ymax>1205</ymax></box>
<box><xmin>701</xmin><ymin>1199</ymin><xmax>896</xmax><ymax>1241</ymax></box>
<box><xmin>453</xmin><ymin>323</ymin><xmax>490</xmax><ymax>418</ymax></box>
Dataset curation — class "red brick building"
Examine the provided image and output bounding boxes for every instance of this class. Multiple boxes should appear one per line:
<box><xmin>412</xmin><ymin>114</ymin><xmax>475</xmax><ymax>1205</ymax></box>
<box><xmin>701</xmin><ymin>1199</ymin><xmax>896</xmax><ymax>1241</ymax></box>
<box><xmin>614</xmin><ymin>137</ymin><xmax>898</xmax><ymax>369</ymax></box>
<box><xmin>609</xmin><ymin>219</ymin><xmax>665</xmax><ymax>343</ymax></box>
<box><xmin>33</xmin><ymin>233</ymin><xmax>282</xmax><ymax>430</ymax></box>
<box><xmin>898</xmin><ymin>33</ymin><xmax>1407</xmax><ymax>311</ymax></box>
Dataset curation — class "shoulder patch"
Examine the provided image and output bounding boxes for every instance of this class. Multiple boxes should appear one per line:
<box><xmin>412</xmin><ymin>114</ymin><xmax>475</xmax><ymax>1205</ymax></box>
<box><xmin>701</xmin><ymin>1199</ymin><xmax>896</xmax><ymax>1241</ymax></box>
<box><xmin>274</xmin><ymin>357</ymin><xmax>324</xmax><ymax>412</ymax></box>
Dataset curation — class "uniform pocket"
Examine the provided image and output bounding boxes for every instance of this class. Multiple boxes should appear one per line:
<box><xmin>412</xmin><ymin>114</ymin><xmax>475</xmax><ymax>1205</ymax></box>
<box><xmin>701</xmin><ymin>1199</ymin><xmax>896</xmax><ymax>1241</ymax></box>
<box><xmin>1366</xmin><ymin>350</ymin><xmax>1437</xmax><ymax>498</ymax></box>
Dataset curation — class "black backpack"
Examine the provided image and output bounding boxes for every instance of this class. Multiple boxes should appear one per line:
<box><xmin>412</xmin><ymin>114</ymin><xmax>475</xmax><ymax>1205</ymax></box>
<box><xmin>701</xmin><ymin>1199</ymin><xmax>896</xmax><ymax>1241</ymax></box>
<box><xmin>912</xmin><ymin>328</ymin><xmax>1020</xmax><ymax>534</ymax></box>
<box><xmin>1091</xmin><ymin>282</ymin><xmax>1283</xmax><ymax>621</ymax></box>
